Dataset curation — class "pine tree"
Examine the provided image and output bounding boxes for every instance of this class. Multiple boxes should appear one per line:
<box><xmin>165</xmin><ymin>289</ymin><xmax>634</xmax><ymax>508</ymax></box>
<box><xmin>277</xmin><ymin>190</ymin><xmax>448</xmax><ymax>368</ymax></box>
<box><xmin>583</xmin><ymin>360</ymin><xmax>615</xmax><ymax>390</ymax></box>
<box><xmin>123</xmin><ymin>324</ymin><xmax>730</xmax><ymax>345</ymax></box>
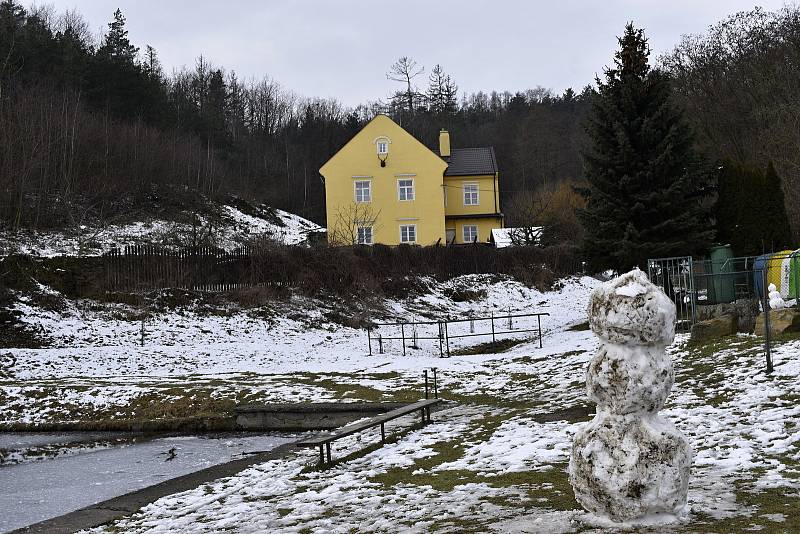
<box><xmin>579</xmin><ymin>23</ymin><xmax>714</xmax><ymax>271</ymax></box>
<box><xmin>142</xmin><ymin>45</ymin><xmax>163</xmax><ymax>79</ymax></box>
<box><xmin>427</xmin><ymin>64</ymin><xmax>458</xmax><ymax>114</ymax></box>
<box><xmin>97</xmin><ymin>9</ymin><xmax>138</xmax><ymax>62</ymax></box>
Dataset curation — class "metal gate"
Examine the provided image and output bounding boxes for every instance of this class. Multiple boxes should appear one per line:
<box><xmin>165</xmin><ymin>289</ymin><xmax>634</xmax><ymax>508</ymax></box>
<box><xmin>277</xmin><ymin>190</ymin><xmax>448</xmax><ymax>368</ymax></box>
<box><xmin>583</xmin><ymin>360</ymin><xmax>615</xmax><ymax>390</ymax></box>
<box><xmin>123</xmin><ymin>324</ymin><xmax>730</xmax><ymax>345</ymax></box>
<box><xmin>647</xmin><ymin>256</ymin><xmax>696</xmax><ymax>333</ymax></box>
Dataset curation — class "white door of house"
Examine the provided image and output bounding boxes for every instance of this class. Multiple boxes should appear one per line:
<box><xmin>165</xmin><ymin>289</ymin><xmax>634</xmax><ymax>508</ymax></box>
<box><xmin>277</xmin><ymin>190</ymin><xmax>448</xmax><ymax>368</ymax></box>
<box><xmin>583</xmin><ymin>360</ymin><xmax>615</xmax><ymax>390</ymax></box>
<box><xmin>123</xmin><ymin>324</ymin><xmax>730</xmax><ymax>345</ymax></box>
<box><xmin>446</xmin><ymin>229</ymin><xmax>456</xmax><ymax>245</ymax></box>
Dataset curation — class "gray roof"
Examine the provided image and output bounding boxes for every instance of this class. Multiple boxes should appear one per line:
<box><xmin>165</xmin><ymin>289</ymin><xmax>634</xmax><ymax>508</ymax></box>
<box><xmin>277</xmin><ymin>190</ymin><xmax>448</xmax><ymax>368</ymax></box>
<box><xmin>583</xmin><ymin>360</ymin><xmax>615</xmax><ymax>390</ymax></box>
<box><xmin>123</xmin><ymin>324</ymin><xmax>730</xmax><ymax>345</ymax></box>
<box><xmin>443</xmin><ymin>147</ymin><xmax>498</xmax><ymax>176</ymax></box>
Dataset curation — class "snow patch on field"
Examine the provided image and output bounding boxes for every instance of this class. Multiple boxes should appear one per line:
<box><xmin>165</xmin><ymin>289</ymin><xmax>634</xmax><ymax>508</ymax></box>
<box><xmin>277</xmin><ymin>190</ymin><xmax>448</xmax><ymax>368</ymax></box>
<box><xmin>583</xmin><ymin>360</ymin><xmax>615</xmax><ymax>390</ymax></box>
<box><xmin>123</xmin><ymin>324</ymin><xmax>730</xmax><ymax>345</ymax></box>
<box><xmin>437</xmin><ymin>418</ymin><xmax>576</xmax><ymax>475</ymax></box>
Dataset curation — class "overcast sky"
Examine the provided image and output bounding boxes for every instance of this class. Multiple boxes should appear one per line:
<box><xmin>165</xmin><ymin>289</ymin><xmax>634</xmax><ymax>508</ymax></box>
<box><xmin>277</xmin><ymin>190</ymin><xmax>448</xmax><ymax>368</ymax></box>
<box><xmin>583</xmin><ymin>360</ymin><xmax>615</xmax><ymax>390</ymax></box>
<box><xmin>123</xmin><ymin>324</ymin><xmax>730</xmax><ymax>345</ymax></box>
<box><xmin>46</xmin><ymin>1</ymin><xmax>789</xmax><ymax>107</ymax></box>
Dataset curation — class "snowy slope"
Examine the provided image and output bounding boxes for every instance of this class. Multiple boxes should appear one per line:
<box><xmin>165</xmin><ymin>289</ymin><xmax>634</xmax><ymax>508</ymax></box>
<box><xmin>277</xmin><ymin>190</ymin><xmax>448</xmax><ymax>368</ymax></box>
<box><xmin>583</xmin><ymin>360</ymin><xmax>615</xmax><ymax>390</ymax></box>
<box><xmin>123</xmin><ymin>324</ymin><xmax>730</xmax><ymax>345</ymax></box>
<box><xmin>5</xmin><ymin>275</ymin><xmax>596</xmax><ymax>382</ymax></box>
<box><xmin>0</xmin><ymin>204</ymin><xmax>323</xmax><ymax>257</ymax></box>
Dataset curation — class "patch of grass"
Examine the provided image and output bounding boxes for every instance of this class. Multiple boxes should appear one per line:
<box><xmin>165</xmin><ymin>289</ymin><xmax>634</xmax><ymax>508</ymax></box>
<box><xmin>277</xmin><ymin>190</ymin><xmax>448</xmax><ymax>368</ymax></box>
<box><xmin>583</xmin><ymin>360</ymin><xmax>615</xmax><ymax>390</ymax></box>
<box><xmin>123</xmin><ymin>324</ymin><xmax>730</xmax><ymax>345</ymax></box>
<box><xmin>290</xmin><ymin>374</ymin><xmax>401</xmax><ymax>403</ymax></box>
<box><xmin>443</xmin><ymin>286</ymin><xmax>488</xmax><ymax>302</ymax></box>
<box><xmin>567</xmin><ymin>321</ymin><xmax>590</xmax><ymax>331</ymax></box>
<box><xmin>692</xmin><ymin>486</ymin><xmax>800</xmax><ymax>533</ymax></box>
<box><xmin>450</xmin><ymin>337</ymin><xmax>531</xmax><ymax>356</ymax></box>
<box><xmin>442</xmin><ymin>392</ymin><xmax>539</xmax><ymax>410</ymax></box>
<box><xmin>368</xmin><ymin>410</ymin><xmax>511</xmax><ymax>491</ymax></box>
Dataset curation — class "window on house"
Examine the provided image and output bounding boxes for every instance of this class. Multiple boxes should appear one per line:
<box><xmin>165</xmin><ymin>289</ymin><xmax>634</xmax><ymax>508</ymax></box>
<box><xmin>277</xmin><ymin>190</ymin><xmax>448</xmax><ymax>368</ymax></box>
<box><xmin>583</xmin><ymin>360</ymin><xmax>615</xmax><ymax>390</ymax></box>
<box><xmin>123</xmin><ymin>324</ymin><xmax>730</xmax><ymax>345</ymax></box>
<box><xmin>354</xmin><ymin>180</ymin><xmax>371</xmax><ymax>202</ymax></box>
<box><xmin>398</xmin><ymin>179</ymin><xmax>414</xmax><ymax>201</ymax></box>
<box><xmin>357</xmin><ymin>226</ymin><xmax>373</xmax><ymax>245</ymax></box>
<box><xmin>463</xmin><ymin>225</ymin><xmax>478</xmax><ymax>243</ymax></box>
<box><xmin>463</xmin><ymin>183</ymin><xmax>479</xmax><ymax>206</ymax></box>
<box><xmin>400</xmin><ymin>224</ymin><xmax>417</xmax><ymax>243</ymax></box>
<box><xmin>377</xmin><ymin>140</ymin><xmax>388</xmax><ymax>155</ymax></box>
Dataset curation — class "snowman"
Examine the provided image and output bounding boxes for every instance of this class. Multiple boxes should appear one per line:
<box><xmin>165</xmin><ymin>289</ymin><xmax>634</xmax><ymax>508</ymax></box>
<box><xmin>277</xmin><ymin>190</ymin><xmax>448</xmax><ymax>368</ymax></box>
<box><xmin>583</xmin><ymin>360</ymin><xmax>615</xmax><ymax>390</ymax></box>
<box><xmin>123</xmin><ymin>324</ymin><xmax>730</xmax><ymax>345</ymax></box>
<box><xmin>569</xmin><ymin>269</ymin><xmax>693</xmax><ymax>524</ymax></box>
<box><xmin>768</xmin><ymin>283</ymin><xmax>785</xmax><ymax>310</ymax></box>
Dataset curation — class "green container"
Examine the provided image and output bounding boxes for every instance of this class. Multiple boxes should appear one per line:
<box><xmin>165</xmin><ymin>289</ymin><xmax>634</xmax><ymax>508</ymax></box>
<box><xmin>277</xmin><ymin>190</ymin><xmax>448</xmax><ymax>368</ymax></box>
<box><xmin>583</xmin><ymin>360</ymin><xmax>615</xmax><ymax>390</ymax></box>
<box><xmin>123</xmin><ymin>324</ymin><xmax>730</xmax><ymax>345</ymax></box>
<box><xmin>710</xmin><ymin>244</ymin><xmax>735</xmax><ymax>303</ymax></box>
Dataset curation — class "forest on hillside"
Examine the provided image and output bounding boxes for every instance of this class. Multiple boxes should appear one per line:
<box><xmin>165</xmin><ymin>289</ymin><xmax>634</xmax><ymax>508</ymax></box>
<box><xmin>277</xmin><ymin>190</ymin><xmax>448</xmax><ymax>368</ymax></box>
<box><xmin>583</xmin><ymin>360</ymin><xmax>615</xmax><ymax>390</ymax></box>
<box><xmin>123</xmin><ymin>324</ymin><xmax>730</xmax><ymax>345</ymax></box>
<box><xmin>0</xmin><ymin>2</ymin><xmax>798</xmax><ymax>245</ymax></box>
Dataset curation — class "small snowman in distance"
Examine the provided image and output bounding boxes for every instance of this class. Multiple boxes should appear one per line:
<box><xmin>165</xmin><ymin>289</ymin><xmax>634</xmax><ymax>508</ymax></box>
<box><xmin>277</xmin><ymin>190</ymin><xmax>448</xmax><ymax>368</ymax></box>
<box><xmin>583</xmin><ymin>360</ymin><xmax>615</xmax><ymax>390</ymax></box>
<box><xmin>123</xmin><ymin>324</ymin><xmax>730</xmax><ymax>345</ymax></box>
<box><xmin>768</xmin><ymin>283</ymin><xmax>786</xmax><ymax>310</ymax></box>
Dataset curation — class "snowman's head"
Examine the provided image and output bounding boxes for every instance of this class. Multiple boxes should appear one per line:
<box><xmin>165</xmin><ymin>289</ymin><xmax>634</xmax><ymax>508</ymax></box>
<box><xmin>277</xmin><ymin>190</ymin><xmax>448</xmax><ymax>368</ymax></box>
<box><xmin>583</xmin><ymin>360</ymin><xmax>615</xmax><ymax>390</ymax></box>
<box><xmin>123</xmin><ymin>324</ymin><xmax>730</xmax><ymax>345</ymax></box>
<box><xmin>587</xmin><ymin>268</ymin><xmax>676</xmax><ymax>346</ymax></box>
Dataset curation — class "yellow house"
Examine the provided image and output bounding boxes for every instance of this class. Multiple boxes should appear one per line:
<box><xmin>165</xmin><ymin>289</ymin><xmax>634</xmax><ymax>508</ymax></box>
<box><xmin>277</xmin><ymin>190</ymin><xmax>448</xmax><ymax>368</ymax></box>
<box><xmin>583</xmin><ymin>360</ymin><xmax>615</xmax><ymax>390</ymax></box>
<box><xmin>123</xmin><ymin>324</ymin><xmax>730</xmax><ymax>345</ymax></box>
<box><xmin>320</xmin><ymin>114</ymin><xmax>503</xmax><ymax>246</ymax></box>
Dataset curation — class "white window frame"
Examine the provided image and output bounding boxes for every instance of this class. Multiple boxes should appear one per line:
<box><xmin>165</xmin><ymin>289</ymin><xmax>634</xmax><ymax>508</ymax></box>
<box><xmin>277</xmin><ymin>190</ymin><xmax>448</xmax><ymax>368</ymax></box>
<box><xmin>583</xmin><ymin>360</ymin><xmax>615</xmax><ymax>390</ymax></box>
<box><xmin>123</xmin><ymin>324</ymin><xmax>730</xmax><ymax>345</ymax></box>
<box><xmin>357</xmin><ymin>226</ymin><xmax>373</xmax><ymax>245</ymax></box>
<box><xmin>399</xmin><ymin>224</ymin><xmax>417</xmax><ymax>244</ymax></box>
<box><xmin>463</xmin><ymin>182</ymin><xmax>479</xmax><ymax>206</ymax></box>
<box><xmin>354</xmin><ymin>180</ymin><xmax>371</xmax><ymax>203</ymax></box>
<box><xmin>463</xmin><ymin>225</ymin><xmax>478</xmax><ymax>243</ymax></box>
<box><xmin>397</xmin><ymin>178</ymin><xmax>415</xmax><ymax>201</ymax></box>
<box><xmin>377</xmin><ymin>141</ymin><xmax>388</xmax><ymax>155</ymax></box>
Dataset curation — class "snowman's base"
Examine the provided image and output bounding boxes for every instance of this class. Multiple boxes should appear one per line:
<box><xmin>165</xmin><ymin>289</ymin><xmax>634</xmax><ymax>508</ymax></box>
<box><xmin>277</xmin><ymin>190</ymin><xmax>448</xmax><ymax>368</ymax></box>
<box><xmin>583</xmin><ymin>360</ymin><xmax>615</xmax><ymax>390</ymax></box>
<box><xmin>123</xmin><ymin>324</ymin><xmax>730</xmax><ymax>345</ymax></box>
<box><xmin>574</xmin><ymin>507</ymin><xmax>689</xmax><ymax>530</ymax></box>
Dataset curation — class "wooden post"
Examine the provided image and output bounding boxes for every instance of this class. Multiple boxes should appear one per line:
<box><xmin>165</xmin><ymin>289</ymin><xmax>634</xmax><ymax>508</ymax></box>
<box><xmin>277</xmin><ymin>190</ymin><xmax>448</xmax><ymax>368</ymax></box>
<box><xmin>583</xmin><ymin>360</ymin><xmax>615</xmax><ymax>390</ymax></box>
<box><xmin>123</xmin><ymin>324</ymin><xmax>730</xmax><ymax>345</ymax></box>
<box><xmin>367</xmin><ymin>328</ymin><xmax>372</xmax><ymax>356</ymax></box>
<box><xmin>326</xmin><ymin>442</ymin><xmax>332</xmax><ymax>464</ymax></box>
<box><xmin>319</xmin><ymin>445</ymin><xmax>324</xmax><ymax>465</ymax></box>
<box><xmin>491</xmin><ymin>312</ymin><xmax>495</xmax><ymax>343</ymax></box>
<box><xmin>432</xmin><ymin>367</ymin><xmax>438</xmax><ymax>399</ymax></box>
<box><xmin>401</xmin><ymin>322</ymin><xmax>406</xmax><ymax>357</ymax></box>
<box><xmin>380</xmin><ymin>422</ymin><xmax>385</xmax><ymax>443</ymax></box>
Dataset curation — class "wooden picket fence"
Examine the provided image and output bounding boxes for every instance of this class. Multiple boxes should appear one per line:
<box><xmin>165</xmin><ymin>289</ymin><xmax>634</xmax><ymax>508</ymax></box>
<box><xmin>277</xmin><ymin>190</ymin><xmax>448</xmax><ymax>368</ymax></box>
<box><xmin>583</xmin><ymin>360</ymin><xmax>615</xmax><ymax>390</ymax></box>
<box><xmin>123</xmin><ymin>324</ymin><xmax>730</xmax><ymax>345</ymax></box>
<box><xmin>104</xmin><ymin>245</ymin><xmax>255</xmax><ymax>293</ymax></box>
<box><xmin>102</xmin><ymin>242</ymin><xmax>582</xmax><ymax>295</ymax></box>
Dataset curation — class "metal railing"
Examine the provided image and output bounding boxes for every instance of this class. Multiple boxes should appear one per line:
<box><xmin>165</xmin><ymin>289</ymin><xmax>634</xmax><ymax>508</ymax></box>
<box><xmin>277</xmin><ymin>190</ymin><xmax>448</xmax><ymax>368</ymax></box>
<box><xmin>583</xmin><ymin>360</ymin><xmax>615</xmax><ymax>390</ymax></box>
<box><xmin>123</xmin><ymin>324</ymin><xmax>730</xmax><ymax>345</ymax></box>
<box><xmin>648</xmin><ymin>256</ymin><xmax>696</xmax><ymax>333</ymax></box>
<box><xmin>366</xmin><ymin>311</ymin><xmax>550</xmax><ymax>357</ymax></box>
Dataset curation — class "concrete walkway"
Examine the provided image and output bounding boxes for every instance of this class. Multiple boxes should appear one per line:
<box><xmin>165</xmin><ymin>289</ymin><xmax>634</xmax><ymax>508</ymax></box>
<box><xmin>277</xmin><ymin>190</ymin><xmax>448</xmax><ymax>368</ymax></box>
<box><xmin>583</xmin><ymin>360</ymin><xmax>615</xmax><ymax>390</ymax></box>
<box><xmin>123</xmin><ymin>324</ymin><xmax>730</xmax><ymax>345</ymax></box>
<box><xmin>12</xmin><ymin>442</ymin><xmax>298</xmax><ymax>534</ymax></box>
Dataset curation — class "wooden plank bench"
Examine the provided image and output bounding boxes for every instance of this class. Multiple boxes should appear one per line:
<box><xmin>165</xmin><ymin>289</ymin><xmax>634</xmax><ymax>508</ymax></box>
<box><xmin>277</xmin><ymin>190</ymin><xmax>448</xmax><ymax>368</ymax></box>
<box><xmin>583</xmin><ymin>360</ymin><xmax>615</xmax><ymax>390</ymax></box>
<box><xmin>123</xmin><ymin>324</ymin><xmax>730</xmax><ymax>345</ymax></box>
<box><xmin>296</xmin><ymin>398</ymin><xmax>443</xmax><ymax>466</ymax></box>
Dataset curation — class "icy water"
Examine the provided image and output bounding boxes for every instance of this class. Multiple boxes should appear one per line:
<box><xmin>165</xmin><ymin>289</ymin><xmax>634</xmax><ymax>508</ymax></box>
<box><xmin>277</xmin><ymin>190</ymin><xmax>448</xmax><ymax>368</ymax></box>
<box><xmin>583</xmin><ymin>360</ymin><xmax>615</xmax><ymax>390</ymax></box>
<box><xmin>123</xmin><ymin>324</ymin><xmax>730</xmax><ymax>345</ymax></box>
<box><xmin>0</xmin><ymin>432</ymin><xmax>296</xmax><ymax>533</ymax></box>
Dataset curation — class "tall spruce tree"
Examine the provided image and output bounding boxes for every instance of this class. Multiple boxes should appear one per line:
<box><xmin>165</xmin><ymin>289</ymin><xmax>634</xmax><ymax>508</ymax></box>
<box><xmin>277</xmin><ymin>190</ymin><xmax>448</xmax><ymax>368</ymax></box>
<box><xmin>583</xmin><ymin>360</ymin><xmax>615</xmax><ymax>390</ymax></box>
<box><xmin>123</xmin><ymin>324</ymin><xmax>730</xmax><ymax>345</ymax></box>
<box><xmin>715</xmin><ymin>160</ymin><xmax>763</xmax><ymax>256</ymax></box>
<box><xmin>762</xmin><ymin>161</ymin><xmax>793</xmax><ymax>251</ymax></box>
<box><xmin>580</xmin><ymin>23</ymin><xmax>714</xmax><ymax>271</ymax></box>
<box><xmin>715</xmin><ymin>160</ymin><xmax>792</xmax><ymax>255</ymax></box>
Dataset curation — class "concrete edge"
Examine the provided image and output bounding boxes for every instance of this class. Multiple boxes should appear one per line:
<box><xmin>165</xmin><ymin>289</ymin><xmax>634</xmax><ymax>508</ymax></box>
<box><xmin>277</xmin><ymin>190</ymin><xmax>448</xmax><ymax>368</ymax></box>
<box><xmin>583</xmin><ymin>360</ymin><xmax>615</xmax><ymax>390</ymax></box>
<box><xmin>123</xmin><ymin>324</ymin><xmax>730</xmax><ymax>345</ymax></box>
<box><xmin>11</xmin><ymin>441</ymin><xmax>300</xmax><ymax>534</ymax></box>
<box><xmin>235</xmin><ymin>401</ymin><xmax>408</xmax><ymax>414</ymax></box>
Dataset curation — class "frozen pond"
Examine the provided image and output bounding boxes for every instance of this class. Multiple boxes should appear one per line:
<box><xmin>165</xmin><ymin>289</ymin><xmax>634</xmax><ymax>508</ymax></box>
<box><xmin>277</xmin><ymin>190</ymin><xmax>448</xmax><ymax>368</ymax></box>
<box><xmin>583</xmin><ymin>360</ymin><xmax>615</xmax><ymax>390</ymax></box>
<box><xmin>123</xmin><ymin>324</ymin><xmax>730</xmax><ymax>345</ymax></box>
<box><xmin>0</xmin><ymin>432</ymin><xmax>296</xmax><ymax>533</ymax></box>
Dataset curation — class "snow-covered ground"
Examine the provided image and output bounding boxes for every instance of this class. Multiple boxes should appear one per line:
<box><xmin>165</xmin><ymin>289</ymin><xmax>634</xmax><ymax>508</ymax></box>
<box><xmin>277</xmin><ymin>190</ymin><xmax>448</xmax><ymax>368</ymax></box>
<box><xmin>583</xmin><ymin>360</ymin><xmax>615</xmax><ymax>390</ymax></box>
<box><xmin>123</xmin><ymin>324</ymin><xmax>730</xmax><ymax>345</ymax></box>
<box><xmin>0</xmin><ymin>203</ymin><xmax>322</xmax><ymax>257</ymax></box>
<box><xmin>2</xmin><ymin>275</ymin><xmax>799</xmax><ymax>532</ymax></box>
<box><xmin>2</xmin><ymin>276</ymin><xmax>596</xmax><ymax>424</ymax></box>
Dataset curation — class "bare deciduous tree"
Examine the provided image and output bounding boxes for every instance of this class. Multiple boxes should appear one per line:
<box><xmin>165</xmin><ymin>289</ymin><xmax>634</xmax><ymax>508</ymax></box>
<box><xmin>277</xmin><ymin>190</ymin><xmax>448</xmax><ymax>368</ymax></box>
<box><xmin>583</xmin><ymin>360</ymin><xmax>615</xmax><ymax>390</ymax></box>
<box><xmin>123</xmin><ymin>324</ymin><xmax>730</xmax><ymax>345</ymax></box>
<box><xmin>387</xmin><ymin>56</ymin><xmax>424</xmax><ymax>114</ymax></box>
<box><xmin>506</xmin><ymin>191</ymin><xmax>549</xmax><ymax>246</ymax></box>
<box><xmin>662</xmin><ymin>6</ymin><xmax>800</xmax><ymax>239</ymax></box>
<box><xmin>327</xmin><ymin>203</ymin><xmax>381</xmax><ymax>246</ymax></box>
<box><xmin>506</xmin><ymin>181</ymin><xmax>585</xmax><ymax>247</ymax></box>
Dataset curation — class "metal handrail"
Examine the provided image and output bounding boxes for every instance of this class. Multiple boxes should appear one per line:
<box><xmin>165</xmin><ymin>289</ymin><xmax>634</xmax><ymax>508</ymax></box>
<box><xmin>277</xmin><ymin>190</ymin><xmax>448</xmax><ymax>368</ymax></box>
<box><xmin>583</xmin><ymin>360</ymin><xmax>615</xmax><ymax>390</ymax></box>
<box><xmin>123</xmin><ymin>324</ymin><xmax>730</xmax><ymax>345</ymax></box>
<box><xmin>367</xmin><ymin>311</ymin><xmax>550</xmax><ymax>358</ymax></box>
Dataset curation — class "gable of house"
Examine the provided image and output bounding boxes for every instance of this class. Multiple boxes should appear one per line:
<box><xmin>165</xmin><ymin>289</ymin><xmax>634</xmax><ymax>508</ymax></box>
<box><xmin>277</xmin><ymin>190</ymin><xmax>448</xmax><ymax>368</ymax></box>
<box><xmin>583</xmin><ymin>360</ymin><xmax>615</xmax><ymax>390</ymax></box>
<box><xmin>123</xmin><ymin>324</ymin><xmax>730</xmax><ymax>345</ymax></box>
<box><xmin>321</xmin><ymin>114</ymin><xmax>448</xmax><ymax>245</ymax></box>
